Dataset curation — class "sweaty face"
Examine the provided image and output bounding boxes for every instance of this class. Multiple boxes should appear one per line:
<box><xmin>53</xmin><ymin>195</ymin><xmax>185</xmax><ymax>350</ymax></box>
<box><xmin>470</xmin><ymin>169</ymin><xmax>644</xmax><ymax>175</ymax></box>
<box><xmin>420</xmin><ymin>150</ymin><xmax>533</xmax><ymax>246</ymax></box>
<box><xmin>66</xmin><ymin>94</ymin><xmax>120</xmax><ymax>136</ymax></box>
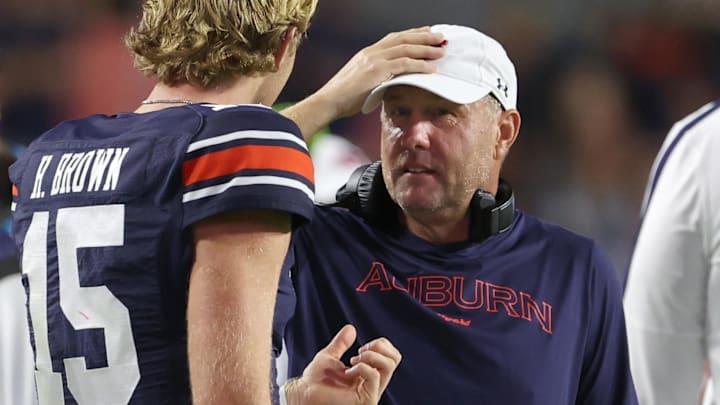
<box><xmin>379</xmin><ymin>86</ymin><xmax>500</xmax><ymax>217</ymax></box>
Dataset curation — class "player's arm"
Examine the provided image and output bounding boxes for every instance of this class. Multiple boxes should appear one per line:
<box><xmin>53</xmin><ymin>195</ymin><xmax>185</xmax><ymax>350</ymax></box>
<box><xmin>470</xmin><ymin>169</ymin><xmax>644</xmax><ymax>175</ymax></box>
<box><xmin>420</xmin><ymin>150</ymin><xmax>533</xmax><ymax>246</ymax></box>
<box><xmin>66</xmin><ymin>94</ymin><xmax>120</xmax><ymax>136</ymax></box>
<box><xmin>188</xmin><ymin>210</ymin><xmax>292</xmax><ymax>404</ymax></box>
<box><xmin>282</xmin><ymin>27</ymin><xmax>445</xmax><ymax>139</ymax></box>
<box><xmin>283</xmin><ymin>325</ymin><xmax>401</xmax><ymax>405</ymax></box>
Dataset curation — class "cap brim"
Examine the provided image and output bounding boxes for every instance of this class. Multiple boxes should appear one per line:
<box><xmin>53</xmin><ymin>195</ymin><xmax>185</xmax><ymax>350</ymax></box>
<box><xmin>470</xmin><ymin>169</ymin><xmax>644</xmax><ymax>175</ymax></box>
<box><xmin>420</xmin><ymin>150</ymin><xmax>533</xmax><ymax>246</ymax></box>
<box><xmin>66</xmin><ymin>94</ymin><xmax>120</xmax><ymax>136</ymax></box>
<box><xmin>361</xmin><ymin>73</ymin><xmax>493</xmax><ymax>113</ymax></box>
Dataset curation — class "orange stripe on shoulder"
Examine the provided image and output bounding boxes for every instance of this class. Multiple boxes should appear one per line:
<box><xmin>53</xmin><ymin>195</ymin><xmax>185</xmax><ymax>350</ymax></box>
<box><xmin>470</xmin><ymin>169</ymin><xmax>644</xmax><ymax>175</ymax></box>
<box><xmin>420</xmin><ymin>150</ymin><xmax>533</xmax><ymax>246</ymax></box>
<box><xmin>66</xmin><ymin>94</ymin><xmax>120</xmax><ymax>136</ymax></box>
<box><xmin>183</xmin><ymin>145</ymin><xmax>314</xmax><ymax>186</ymax></box>
<box><xmin>12</xmin><ymin>184</ymin><xmax>18</xmax><ymax>197</ymax></box>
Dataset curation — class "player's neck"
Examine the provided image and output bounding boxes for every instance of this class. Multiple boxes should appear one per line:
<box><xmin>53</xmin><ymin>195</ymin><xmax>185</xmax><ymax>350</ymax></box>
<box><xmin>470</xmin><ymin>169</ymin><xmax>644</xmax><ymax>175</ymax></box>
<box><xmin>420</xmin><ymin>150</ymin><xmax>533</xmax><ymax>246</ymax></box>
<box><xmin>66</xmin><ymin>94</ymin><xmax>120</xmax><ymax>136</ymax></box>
<box><xmin>135</xmin><ymin>78</ymin><xmax>268</xmax><ymax>113</ymax></box>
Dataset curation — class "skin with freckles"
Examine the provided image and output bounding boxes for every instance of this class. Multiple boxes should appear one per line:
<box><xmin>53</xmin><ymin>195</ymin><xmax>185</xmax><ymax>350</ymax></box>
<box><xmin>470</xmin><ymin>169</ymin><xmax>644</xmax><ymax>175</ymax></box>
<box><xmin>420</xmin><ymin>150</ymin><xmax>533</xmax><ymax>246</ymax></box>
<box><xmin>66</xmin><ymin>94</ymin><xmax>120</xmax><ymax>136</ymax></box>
<box><xmin>378</xmin><ymin>85</ymin><xmax>520</xmax><ymax>243</ymax></box>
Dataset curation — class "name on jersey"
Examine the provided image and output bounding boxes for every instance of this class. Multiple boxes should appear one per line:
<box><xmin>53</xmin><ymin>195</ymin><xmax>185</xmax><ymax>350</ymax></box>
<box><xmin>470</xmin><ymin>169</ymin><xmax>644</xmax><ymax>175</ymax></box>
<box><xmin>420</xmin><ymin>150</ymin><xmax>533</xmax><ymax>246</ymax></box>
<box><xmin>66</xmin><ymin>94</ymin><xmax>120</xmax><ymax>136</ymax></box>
<box><xmin>356</xmin><ymin>261</ymin><xmax>553</xmax><ymax>335</ymax></box>
<box><xmin>29</xmin><ymin>147</ymin><xmax>130</xmax><ymax>199</ymax></box>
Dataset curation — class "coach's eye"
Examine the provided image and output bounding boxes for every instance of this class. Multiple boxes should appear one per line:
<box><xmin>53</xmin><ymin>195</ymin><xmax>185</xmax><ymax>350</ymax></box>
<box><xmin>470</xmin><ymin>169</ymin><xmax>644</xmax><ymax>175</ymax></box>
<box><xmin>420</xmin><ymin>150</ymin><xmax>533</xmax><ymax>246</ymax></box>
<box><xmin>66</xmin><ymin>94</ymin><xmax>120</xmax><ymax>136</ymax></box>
<box><xmin>388</xmin><ymin>106</ymin><xmax>411</xmax><ymax>117</ymax></box>
<box><xmin>432</xmin><ymin>107</ymin><xmax>452</xmax><ymax>117</ymax></box>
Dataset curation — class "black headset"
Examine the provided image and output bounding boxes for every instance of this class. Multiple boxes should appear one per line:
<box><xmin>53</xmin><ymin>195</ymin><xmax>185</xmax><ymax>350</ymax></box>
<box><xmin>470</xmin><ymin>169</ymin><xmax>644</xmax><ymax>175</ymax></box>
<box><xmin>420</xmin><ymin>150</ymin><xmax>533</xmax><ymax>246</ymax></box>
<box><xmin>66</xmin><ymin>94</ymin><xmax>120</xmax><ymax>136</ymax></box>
<box><xmin>333</xmin><ymin>161</ymin><xmax>515</xmax><ymax>242</ymax></box>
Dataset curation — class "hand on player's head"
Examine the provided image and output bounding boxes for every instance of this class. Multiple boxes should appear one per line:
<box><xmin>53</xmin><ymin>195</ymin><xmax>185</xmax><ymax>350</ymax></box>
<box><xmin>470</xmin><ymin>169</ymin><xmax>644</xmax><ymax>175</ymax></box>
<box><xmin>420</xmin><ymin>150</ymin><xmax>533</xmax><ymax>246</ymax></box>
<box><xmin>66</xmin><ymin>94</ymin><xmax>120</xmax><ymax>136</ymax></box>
<box><xmin>314</xmin><ymin>27</ymin><xmax>446</xmax><ymax>119</ymax></box>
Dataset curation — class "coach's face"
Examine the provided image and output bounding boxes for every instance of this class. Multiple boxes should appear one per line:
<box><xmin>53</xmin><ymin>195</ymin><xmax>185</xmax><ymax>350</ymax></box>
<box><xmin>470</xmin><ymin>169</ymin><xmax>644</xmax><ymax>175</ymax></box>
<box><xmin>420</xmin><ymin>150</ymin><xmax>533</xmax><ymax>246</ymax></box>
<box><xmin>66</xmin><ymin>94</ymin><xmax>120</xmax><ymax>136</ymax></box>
<box><xmin>380</xmin><ymin>86</ymin><xmax>511</xmax><ymax>222</ymax></box>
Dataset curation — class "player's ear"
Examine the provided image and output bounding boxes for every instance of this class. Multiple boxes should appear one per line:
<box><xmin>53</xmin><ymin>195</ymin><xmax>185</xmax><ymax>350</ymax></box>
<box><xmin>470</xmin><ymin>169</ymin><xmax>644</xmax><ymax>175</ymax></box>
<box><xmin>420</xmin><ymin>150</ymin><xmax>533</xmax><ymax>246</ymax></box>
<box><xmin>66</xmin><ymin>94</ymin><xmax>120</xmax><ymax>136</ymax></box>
<box><xmin>273</xmin><ymin>26</ymin><xmax>298</xmax><ymax>68</ymax></box>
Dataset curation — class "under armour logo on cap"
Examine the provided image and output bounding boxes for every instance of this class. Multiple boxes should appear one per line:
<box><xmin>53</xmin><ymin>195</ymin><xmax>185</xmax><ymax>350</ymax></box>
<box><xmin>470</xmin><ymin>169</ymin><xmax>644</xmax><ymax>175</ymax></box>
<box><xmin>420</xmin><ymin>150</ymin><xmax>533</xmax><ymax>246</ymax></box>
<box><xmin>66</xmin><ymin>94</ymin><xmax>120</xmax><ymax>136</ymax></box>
<box><xmin>497</xmin><ymin>78</ymin><xmax>508</xmax><ymax>98</ymax></box>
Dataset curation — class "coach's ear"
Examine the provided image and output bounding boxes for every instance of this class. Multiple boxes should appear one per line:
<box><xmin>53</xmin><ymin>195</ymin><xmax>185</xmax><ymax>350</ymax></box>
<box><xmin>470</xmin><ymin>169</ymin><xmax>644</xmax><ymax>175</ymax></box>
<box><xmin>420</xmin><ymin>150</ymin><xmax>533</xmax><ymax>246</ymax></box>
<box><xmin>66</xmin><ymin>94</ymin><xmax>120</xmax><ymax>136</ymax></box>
<box><xmin>494</xmin><ymin>109</ymin><xmax>520</xmax><ymax>163</ymax></box>
<box><xmin>274</xmin><ymin>26</ymin><xmax>298</xmax><ymax>68</ymax></box>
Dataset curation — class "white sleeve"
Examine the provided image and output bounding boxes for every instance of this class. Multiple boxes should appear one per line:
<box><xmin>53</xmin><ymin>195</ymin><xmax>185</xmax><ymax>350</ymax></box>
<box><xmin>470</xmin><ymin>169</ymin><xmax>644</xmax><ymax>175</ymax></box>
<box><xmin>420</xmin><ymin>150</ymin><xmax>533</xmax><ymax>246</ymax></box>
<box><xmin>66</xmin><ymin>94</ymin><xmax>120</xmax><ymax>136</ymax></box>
<box><xmin>705</xmin><ymin>108</ymin><xmax>720</xmax><ymax>405</ymax></box>
<box><xmin>624</xmin><ymin>102</ymin><xmax>720</xmax><ymax>405</ymax></box>
<box><xmin>0</xmin><ymin>273</ymin><xmax>38</xmax><ymax>405</ymax></box>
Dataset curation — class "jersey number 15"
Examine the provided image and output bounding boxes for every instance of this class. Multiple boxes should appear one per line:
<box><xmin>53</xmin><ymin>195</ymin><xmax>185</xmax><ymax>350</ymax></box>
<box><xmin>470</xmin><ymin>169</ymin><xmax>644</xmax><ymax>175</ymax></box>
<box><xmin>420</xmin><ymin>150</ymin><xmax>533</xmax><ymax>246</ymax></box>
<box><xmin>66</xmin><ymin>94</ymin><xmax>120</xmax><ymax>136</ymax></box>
<box><xmin>22</xmin><ymin>205</ymin><xmax>140</xmax><ymax>404</ymax></box>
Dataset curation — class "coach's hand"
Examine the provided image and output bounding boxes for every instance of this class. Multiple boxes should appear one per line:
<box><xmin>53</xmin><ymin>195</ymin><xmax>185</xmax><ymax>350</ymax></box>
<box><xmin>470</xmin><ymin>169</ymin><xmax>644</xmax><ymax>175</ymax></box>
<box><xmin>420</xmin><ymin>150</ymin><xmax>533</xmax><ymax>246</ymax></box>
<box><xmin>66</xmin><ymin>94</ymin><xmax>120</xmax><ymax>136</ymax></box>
<box><xmin>285</xmin><ymin>324</ymin><xmax>402</xmax><ymax>405</ymax></box>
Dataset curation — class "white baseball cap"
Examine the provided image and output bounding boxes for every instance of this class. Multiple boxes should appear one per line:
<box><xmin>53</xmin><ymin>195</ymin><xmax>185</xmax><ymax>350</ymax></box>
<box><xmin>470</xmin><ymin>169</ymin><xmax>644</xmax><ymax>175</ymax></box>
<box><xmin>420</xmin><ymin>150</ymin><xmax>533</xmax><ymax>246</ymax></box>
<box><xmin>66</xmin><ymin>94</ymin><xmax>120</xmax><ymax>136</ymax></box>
<box><xmin>361</xmin><ymin>24</ymin><xmax>517</xmax><ymax>113</ymax></box>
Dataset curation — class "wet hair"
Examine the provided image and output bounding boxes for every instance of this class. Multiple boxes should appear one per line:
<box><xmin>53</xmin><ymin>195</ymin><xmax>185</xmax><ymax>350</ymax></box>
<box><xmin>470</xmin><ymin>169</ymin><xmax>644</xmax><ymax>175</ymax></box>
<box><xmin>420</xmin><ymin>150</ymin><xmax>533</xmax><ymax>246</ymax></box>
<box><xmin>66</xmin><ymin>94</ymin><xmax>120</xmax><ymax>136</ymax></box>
<box><xmin>125</xmin><ymin>0</ymin><xmax>318</xmax><ymax>87</ymax></box>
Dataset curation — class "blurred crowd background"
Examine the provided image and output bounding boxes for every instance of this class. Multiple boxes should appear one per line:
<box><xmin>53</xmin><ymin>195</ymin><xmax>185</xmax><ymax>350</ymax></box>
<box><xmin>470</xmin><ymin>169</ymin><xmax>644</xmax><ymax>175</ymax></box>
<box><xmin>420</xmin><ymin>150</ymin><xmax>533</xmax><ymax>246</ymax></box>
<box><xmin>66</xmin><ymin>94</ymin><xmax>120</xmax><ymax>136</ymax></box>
<box><xmin>1</xmin><ymin>0</ymin><xmax>719</xmax><ymax>281</ymax></box>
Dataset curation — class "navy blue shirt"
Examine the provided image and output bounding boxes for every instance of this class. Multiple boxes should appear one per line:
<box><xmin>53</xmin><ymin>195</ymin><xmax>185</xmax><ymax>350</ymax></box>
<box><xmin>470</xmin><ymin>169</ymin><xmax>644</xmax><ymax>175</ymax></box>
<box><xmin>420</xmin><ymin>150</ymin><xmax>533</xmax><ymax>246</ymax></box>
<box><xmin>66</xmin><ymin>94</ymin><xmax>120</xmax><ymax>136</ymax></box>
<box><xmin>10</xmin><ymin>104</ymin><xmax>314</xmax><ymax>404</ymax></box>
<box><xmin>282</xmin><ymin>205</ymin><xmax>637</xmax><ymax>404</ymax></box>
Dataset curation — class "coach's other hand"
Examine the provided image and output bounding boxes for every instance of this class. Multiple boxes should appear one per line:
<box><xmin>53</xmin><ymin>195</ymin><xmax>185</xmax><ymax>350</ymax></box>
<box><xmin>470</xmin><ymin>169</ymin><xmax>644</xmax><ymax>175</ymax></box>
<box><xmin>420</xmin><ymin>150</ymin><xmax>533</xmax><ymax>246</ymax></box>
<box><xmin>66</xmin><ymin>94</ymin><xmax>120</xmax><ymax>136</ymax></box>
<box><xmin>285</xmin><ymin>324</ymin><xmax>402</xmax><ymax>405</ymax></box>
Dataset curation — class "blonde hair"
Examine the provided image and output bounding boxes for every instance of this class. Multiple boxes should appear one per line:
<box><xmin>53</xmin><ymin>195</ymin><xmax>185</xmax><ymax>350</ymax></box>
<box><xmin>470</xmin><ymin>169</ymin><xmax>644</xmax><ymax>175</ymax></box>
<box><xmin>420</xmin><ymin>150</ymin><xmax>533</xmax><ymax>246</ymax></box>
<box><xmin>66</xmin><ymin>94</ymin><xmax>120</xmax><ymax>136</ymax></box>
<box><xmin>126</xmin><ymin>0</ymin><xmax>318</xmax><ymax>88</ymax></box>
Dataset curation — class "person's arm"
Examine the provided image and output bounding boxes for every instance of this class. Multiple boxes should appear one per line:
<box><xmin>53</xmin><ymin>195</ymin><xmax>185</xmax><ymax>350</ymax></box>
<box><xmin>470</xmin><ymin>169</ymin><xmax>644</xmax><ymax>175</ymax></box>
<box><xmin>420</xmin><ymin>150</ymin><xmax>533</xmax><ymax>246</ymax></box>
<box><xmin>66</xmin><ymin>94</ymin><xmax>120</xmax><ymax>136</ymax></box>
<box><xmin>624</xmin><ymin>186</ymin><xmax>705</xmax><ymax>403</ymax></box>
<box><xmin>282</xmin><ymin>26</ymin><xmax>445</xmax><ymax>139</ymax></box>
<box><xmin>283</xmin><ymin>325</ymin><xmax>401</xmax><ymax>405</ymax></box>
<box><xmin>624</xmin><ymin>104</ymin><xmax>720</xmax><ymax>404</ymax></box>
<box><xmin>188</xmin><ymin>210</ymin><xmax>292</xmax><ymax>404</ymax></box>
<box><xmin>0</xmin><ymin>274</ymin><xmax>39</xmax><ymax>405</ymax></box>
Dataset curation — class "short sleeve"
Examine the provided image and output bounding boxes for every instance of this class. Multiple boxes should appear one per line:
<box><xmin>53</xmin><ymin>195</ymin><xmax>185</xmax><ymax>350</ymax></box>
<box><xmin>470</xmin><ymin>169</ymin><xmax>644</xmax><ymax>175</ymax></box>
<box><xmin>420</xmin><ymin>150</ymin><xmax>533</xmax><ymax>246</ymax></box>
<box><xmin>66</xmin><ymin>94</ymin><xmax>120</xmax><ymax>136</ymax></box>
<box><xmin>180</xmin><ymin>105</ymin><xmax>315</xmax><ymax>228</ymax></box>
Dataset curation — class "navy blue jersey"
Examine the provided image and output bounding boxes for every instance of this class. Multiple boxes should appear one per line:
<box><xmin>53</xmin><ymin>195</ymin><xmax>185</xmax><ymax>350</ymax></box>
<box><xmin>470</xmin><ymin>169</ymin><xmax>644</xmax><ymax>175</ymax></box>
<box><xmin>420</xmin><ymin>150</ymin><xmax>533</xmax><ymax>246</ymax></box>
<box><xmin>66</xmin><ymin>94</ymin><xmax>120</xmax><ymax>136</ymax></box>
<box><xmin>282</xmin><ymin>206</ymin><xmax>637</xmax><ymax>405</ymax></box>
<box><xmin>10</xmin><ymin>103</ymin><xmax>314</xmax><ymax>405</ymax></box>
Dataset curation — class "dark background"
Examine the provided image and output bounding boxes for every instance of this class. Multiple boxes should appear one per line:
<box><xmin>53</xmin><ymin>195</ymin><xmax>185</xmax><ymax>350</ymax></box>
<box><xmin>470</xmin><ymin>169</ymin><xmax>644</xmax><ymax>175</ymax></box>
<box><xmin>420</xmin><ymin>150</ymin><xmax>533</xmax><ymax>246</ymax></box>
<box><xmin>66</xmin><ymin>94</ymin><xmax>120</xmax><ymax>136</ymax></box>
<box><xmin>2</xmin><ymin>0</ymin><xmax>719</xmax><ymax>280</ymax></box>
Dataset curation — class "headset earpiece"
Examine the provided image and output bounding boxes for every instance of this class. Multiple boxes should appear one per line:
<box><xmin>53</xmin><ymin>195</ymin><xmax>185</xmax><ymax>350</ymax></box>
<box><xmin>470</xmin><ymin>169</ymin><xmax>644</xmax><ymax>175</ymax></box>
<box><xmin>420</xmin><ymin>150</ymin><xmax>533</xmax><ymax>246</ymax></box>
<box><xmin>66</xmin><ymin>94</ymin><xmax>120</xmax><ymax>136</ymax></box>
<box><xmin>334</xmin><ymin>161</ymin><xmax>396</xmax><ymax>226</ymax></box>
<box><xmin>468</xmin><ymin>180</ymin><xmax>515</xmax><ymax>242</ymax></box>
